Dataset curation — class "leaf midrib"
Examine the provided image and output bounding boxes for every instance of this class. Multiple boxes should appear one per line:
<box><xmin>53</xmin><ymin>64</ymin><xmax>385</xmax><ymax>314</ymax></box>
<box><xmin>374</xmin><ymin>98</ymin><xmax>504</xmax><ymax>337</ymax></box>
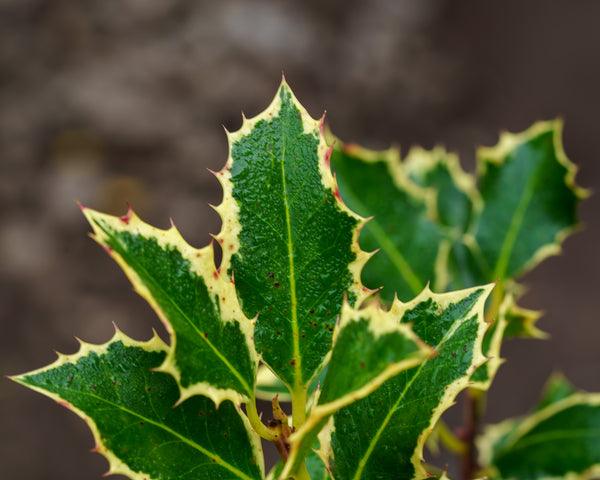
<box><xmin>350</xmin><ymin>308</ymin><xmax>476</xmax><ymax>480</ymax></box>
<box><xmin>98</xmin><ymin>222</ymin><xmax>252</xmax><ymax>397</ymax></box>
<box><xmin>277</xmin><ymin>122</ymin><xmax>303</xmax><ymax>390</ymax></box>
<box><xmin>64</xmin><ymin>386</ymin><xmax>256</xmax><ymax>480</ymax></box>
<box><xmin>490</xmin><ymin>157</ymin><xmax>539</xmax><ymax>280</ymax></box>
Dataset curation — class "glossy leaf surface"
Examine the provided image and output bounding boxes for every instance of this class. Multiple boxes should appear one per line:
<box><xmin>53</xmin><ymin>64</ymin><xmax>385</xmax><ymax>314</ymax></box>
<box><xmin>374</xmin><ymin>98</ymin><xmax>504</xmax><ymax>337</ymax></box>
<box><xmin>83</xmin><ymin>207</ymin><xmax>256</xmax><ymax>405</ymax></box>
<box><xmin>472</xmin><ymin>120</ymin><xmax>586</xmax><ymax>282</ymax></box>
<box><xmin>326</xmin><ymin>285</ymin><xmax>492</xmax><ymax>480</ymax></box>
<box><xmin>331</xmin><ymin>144</ymin><xmax>445</xmax><ymax>303</ymax></box>
<box><xmin>12</xmin><ymin>332</ymin><xmax>263</xmax><ymax>480</ymax></box>
<box><xmin>282</xmin><ymin>303</ymin><xmax>432</xmax><ymax>478</ymax></box>
<box><xmin>216</xmin><ymin>82</ymin><xmax>370</xmax><ymax>390</ymax></box>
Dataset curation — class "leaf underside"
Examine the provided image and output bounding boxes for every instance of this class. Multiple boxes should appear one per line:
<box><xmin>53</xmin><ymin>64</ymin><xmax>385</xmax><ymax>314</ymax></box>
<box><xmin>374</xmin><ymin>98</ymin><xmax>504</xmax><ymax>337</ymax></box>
<box><xmin>13</xmin><ymin>333</ymin><xmax>263</xmax><ymax>480</ymax></box>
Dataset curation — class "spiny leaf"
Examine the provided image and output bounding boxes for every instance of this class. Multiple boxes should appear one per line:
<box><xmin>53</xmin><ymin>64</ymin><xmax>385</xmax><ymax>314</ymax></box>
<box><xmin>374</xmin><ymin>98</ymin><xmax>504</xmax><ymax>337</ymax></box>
<box><xmin>330</xmin><ymin>142</ymin><xmax>446</xmax><ymax>303</ymax></box>
<box><xmin>503</xmin><ymin>301</ymin><xmax>547</xmax><ymax>339</ymax></box>
<box><xmin>323</xmin><ymin>285</ymin><xmax>493</xmax><ymax>480</ymax></box>
<box><xmin>11</xmin><ymin>331</ymin><xmax>263</xmax><ymax>480</ymax></box>
<box><xmin>82</xmin><ymin>207</ymin><xmax>257</xmax><ymax>405</ymax></box>
<box><xmin>469</xmin><ymin>293</ymin><xmax>510</xmax><ymax>390</ymax></box>
<box><xmin>403</xmin><ymin>145</ymin><xmax>479</xmax><ymax>236</ymax></box>
<box><xmin>214</xmin><ymin>80</ymin><xmax>371</xmax><ymax>393</ymax></box>
<box><xmin>470</xmin><ymin>119</ymin><xmax>588</xmax><ymax>282</ymax></box>
<box><xmin>281</xmin><ymin>302</ymin><xmax>432</xmax><ymax>478</ymax></box>
<box><xmin>478</xmin><ymin>376</ymin><xmax>600</xmax><ymax>480</ymax></box>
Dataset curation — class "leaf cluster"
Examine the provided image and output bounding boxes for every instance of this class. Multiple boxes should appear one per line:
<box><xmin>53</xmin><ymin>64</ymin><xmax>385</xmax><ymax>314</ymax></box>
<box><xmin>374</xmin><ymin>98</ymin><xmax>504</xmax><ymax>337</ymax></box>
<box><xmin>12</xmin><ymin>81</ymin><xmax>597</xmax><ymax>480</ymax></box>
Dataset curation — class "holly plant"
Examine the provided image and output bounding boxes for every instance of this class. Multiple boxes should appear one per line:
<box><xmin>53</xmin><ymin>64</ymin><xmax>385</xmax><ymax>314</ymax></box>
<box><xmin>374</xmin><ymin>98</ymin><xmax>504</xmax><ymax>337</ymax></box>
<box><xmin>12</xmin><ymin>80</ymin><xmax>599</xmax><ymax>480</ymax></box>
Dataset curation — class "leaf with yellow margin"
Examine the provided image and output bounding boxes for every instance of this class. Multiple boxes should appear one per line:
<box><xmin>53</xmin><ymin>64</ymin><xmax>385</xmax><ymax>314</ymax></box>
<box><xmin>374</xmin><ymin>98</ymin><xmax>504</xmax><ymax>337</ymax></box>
<box><xmin>11</xmin><ymin>331</ymin><xmax>263</xmax><ymax>480</ymax></box>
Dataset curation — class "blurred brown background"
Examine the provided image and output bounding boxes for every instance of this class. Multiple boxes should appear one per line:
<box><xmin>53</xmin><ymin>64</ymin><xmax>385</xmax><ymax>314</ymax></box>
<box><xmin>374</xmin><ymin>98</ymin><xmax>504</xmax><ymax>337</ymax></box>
<box><xmin>1</xmin><ymin>1</ymin><xmax>599</xmax><ymax>478</ymax></box>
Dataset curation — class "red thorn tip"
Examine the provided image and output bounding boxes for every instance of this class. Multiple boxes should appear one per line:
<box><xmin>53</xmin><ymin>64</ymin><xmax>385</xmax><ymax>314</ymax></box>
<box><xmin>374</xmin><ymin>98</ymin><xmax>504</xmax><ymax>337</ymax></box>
<box><xmin>324</xmin><ymin>144</ymin><xmax>334</xmax><ymax>168</ymax></box>
<box><xmin>222</xmin><ymin>124</ymin><xmax>229</xmax><ymax>134</ymax></box>
<box><xmin>318</xmin><ymin>112</ymin><xmax>327</xmax><ymax>136</ymax></box>
<box><xmin>169</xmin><ymin>218</ymin><xmax>176</xmax><ymax>228</ymax></box>
<box><xmin>77</xmin><ymin>201</ymin><xmax>87</xmax><ymax>211</ymax></box>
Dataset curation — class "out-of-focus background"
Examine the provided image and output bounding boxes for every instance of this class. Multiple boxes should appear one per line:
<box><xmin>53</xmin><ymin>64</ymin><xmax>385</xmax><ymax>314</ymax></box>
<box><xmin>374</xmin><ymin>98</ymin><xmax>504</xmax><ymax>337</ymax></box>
<box><xmin>1</xmin><ymin>1</ymin><xmax>599</xmax><ymax>478</ymax></box>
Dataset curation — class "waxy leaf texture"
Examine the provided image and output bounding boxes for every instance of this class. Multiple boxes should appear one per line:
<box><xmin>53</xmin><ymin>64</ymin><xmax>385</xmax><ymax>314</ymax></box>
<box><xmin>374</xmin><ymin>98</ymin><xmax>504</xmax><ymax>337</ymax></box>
<box><xmin>11</xmin><ymin>80</ymin><xmax>591</xmax><ymax>480</ymax></box>
<box><xmin>13</xmin><ymin>331</ymin><xmax>263</xmax><ymax>480</ymax></box>
<box><xmin>324</xmin><ymin>285</ymin><xmax>492</xmax><ymax>480</ymax></box>
<box><xmin>83</xmin><ymin>207</ymin><xmax>257</xmax><ymax>406</ymax></box>
<box><xmin>216</xmin><ymin>82</ymin><xmax>371</xmax><ymax>399</ymax></box>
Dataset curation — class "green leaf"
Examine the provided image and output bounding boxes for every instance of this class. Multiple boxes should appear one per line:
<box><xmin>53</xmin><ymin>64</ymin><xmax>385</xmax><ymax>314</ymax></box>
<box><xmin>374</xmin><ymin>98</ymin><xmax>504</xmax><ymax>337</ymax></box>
<box><xmin>323</xmin><ymin>285</ymin><xmax>493</xmax><ymax>480</ymax></box>
<box><xmin>470</xmin><ymin>120</ymin><xmax>587</xmax><ymax>282</ymax></box>
<box><xmin>478</xmin><ymin>377</ymin><xmax>600</xmax><ymax>480</ymax></box>
<box><xmin>535</xmin><ymin>373</ymin><xmax>577</xmax><ymax>411</ymax></box>
<box><xmin>330</xmin><ymin>143</ymin><xmax>446</xmax><ymax>303</ymax></box>
<box><xmin>403</xmin><ymin>146</ymin><xmax>479</xmax><ymax>235</ymax></box>
<box><xmin>82</xmin><ymin>207</ymin><xmax>257</xmax><ymax>405</ymax></box>
<box><xmin>11</xmin><ymin>331</ymin><xmax>263</xmax><ymax>480</ymax></box>
<box><xmin>214</xmin><ymin>81</ymin><xmax>371</xmax><ymax>394</ymax></box>
<box><xmin>503</xmin><ymin>301</ymin><xmax>547</xmax><ymax>339</ymax></box>
<box><xmin>470</xmin><ymin>293</ymin><xmax>510</xmax><ymax>390</ymax></box>
<box><xmin>281</xmin><ymin>302</ymin><xmax>432</xmax><ymax>478</ymax></box>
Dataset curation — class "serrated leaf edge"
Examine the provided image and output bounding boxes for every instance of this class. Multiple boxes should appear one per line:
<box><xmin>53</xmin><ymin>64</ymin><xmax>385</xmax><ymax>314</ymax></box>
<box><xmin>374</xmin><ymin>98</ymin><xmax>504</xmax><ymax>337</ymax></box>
<box><xmin>82</xmin><ymin>206</ymin><xmax>257</xmax><ymax>406</ymax></box>
<box><xmin>505</xmin><ymin>300</ymin><xmax>547</xmax><ymax>340</ymax></box>
<box><xmin>339</xmin><ymin>141</ymin><xmax>448</xmax><ymax>298</ymax></box>
<box><xmin>476</xmin><ymin>119</ymin><xmax>589</xmax><ymax>280</ymax></box>
<box><xmin>399</xmin><ymin>284</ymin><xmax>493</xmax><ymax>479</ymax></box>
<box><xmin>11</xmin><ymin>328</ymin><xmax>169</xmax><ymax>480</ymax></box>
<box><xmin>478</xmin><ymin>392</ymin><xmax>600</xmax><ymax>480</ymax></box>
<box><xmin>403</xmin><ymin>144</ymin><xmax>483</xmax><ymax>227</ymax></box>
<box><xmin>280</xmin><ymin>302</ymin><xmax>433</xmax><ymax>479</ymax></box>
<box><xmin>403</xmin><ymin>145</ymin><xmax>482</xmax><ymax>293</ymax></box>
<box><xmin>212</xmin><ymin>79</ymin><xmax>373</xmax><ymax>390</ymax></box>
<box><xmin>470</xmin><ymin>293</ymin><xmax>510</xmax><ymax>391</ymax></box>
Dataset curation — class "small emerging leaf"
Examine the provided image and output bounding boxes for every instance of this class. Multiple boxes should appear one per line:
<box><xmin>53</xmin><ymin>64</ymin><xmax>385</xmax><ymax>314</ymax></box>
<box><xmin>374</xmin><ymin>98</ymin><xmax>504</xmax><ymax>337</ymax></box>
<box><xmin>11</xmin><ymin>331</ymin><xmax>263</xmax><ymax>480</ymax></box>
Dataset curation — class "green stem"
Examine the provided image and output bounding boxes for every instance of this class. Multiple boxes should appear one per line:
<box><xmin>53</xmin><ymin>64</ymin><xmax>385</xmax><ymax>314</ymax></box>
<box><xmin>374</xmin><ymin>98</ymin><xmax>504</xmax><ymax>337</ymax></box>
<box><xmin>289</xmin><ymin>461</ymin><xmax>311</xmax><ymax>480</ymax></box>
<box><xmin>437</xmin><ymin>419</ymin><xmax>467</xmax><ymax>455</ymax></box>
<box><xmin>291</xmin><ymin>385</ymin><xmax>307</xmax><ymax>430</ymax></box>
<box><xmin>246</xmin><ymin>399</ymin><xmax>278</xmax><ymax>442</ymax></box>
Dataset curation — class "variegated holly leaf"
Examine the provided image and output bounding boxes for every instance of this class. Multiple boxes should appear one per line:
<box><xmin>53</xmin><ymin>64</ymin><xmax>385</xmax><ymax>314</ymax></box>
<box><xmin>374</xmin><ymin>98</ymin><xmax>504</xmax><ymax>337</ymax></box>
<box><xmin>503</xmin><ymin>301</ymin><xmax>547</xmax><ymax>339</ymax></box>
<box><xmin>10</xmin><ymin>331</ymin><xmax>263</xmax><ymax>480</ymax></box>
<box><xmin>317</xmin><ymin>285</ymin><xmax>493</xmax><ymax>480</ymax></box>
<box><xmin>478</xmin><ymin>375</ymin><xmax>600</xmax><ymax>480</ymax></box>
<box><xmin>330</xmin><ymin>143</ymin><xmax>446</xmax><ymax>303</ymax></box>
<box><xmin>82</xmin><ymin>206</ymin><xmax>257</xmax><ymax>406</ymax></box>
<box><xmin>466</xmin><ymin>120</ymin><xmax>587</xmax><ymax>283</ymax></box>
<box><xmin>214</xmin><ymin>81</ymin><xmax>371</xmax><ymax>404</ymax></box>
<box><xmin>403</xmin><ymin>146</ymin><xmax>479</xmax><ymax>236</ymax></box>
<box><xmin>281</xmin><ymin>302</ymin><xmax>433</xmax><ymax>478</ymax></box>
